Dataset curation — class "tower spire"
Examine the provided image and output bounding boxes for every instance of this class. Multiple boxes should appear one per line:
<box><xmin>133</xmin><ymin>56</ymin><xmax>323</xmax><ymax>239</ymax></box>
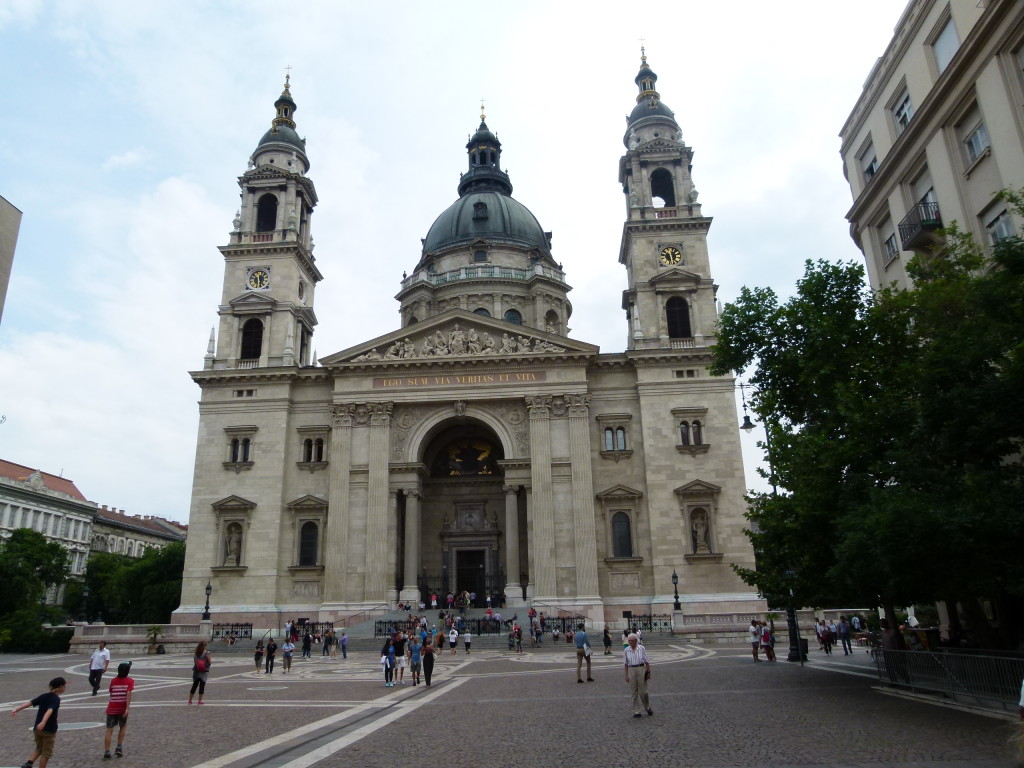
<box><xmin>458</xmin><ymin>106</ymin><xmax>513</xmax><ymax>197</ymax></box>
<box><xmin>273</xmin><ymin>69</ymin><xmax>297</xmax><ymax>130</ymax></box>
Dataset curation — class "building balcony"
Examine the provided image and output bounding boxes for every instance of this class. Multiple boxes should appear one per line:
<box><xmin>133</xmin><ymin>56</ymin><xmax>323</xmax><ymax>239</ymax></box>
<box><xmin>898</xmin><ymin>202</ymin><xmax>942</xmax><ymax>251</ymax></box>
<box><xmin>652</xmin><ymin>207</ymin><xmax>677</xmax><ymax>219</ymax></box>
<box><xmin>400</xmin><ymin>263</ymin><xmax>566</xmax><ymax>291</ymax></box>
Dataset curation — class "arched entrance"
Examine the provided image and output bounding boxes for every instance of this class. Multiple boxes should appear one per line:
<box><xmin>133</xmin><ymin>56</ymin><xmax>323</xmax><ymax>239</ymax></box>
<box><xmin>415</xmin><ymin>421</ymin><xmax>508</xmax><ymax>606</ymax></box>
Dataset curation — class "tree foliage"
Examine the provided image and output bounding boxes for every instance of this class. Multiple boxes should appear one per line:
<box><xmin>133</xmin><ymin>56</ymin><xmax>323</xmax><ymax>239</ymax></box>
<box><xmin>711</xmin><ymin>190</ymin><xmax>1024</xmax><ymax>641</ymax></box>
<box><xmin>0</xmin><ymin>529</ymin><xmax>70</xmax><ymax>615</ymax></box>
<box><xmin>70</xmin><ymin>542</ymin><xmax>185</xmax><ymax>625</ymax></box>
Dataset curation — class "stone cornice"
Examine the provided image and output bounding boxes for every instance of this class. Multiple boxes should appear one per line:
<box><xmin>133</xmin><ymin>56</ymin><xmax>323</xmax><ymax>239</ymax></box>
<box><xmin>218</xmin><ymin>241</ymin><xmax>323</xmax><ymax>283</ymax></box>
<box><xmin>190</xmin><ymin>366</ymin><xmax>332</xmax><ymax>387</ymax></box>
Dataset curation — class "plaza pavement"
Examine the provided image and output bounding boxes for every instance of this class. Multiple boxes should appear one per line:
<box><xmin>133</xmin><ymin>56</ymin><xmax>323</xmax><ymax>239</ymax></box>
<box><xmin>0</xmin><ymin>641</ymin><xmax>1019</xmax><ymax>768</ymax></box>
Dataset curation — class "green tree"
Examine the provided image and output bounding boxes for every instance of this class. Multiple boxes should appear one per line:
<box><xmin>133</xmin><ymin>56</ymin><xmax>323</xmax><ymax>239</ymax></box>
<box><xmin>711</xmin><ymin>192</ymin><xmax>1024</xmax><ymax>643</ymax></box>
<box><xmin>116</xmin><ymin>542</ymin><xmax>185</xmax><ymax>624</ymax></box>
<box><xmin>0</xmin><ymin>529</ymin><xmax>70</xmax><ymax>615</ymax></box>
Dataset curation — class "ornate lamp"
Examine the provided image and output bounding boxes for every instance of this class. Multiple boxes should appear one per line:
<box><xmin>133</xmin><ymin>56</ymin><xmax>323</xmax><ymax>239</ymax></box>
<box><xmin>672</xmin><ymin>569</ymin><xmax>681</xmax><ymax>611</ymax></box>
<box><xmin>202</xmin><ymin>580</ymin><xmax>213</xmax><ymax>620</ymax></box>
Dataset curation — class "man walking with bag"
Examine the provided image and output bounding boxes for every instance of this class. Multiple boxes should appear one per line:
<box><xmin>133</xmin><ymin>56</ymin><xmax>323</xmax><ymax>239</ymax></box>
<box><xmin>624</xmin><ymin>632</ymin><xmax>652</xmax><ymax>718</ymax></box>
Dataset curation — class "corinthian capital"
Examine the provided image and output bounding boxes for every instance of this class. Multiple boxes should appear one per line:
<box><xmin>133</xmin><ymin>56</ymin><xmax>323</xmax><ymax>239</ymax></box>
<box><xmin>369</xmin><ymin>402</ymin><xmax>394</xmax><ymax>426</ymax></box>
<box><xmin>525</xmin><ymin>395</ymin><xmax>552</xmax><ymax>419</ymax></box>
<box><xmin>332</xmin><ymin>403</ymin><xmax>356</xmax><ymax>427</ymax></box>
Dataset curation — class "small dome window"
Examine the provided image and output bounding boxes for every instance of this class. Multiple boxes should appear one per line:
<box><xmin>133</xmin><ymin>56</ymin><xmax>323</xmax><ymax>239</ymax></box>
<box><xmin>474</xmin><ymin>308</ymin><xmax>491</xmax><ymax>317</ymax></box>
<box><xmin>504</xmin><ymin>309</ymin><xmax>523</xmax><ymax>325</ymax></box>
<box><xmin>473</xmin><ymin>249</ymin><xmax>487</xmax><ymax>262</ymax></box>
<box><xmin>473</xmin><ymin>202</ymin><xmax>489</xmax><ymax>220</ymax></box>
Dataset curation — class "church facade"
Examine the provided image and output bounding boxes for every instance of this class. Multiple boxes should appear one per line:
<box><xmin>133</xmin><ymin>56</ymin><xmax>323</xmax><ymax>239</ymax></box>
<box><xmin>176</xmin><ymin>55</ymin><xmax>762</xmax><ymax>627</ymax></box>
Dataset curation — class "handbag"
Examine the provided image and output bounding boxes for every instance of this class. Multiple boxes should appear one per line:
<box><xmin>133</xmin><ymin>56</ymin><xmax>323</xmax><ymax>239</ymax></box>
<box><xmin>583</xmin><ymin>643</ymin><xmax>592</xmax><ymax>657</ymax></box>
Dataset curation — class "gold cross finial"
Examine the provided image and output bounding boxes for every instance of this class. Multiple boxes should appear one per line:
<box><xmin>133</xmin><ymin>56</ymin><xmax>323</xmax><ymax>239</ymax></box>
<box><xmin>284</xmin><ymin>65</ymin><xmax>292</xmax><ymax>89</ymax></box>
<box><xmin>638</xmin><ymin>37</ymin><xmax>647</xmax><ymax>62</ymax></box>
<box><xmin>480</xmin><ymin>98</ymin><xmax>486</xmax><ymax>122</ymax></box>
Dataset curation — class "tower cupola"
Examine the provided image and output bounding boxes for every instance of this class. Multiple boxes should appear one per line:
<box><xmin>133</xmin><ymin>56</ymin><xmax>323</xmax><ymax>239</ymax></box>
<box><xmin>458</xmin><ymin>104</ymin><xmax>513</xmax><ymax>197</ymax></box>
<box><xmin>625</xmin><ymin>48</ymin><xmax>679</xmax><ymax>146</ymax></box>
<box><xmin>254</xmin><ymin>73</ymin><xmax>309</xmax><ymax>172</ymax></box>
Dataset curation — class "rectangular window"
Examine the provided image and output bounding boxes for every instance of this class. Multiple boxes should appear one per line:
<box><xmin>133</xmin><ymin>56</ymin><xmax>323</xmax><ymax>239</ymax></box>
<box><xmin>884</xmin><ymin>234</ymin><xmax>899</xmax><ymax>262</ymax></box>
<box><xmin>987</xmin><ymin>209</ymin><xmax>1015</xmax><ymax>244</ymax></box>
<box><xmin>860</xmin><ymin>142</ymin><xmax>879</xmax><ymax>182</ymax></box>
<box><xmin>893</xmin><ymin>90</ymin><xmax>914</xmax><ymax>134</ymax></box>
<box><xmin>933</xmin><ymin>17</ymin><xmax>959</xmax><ymax>74</ymax></box>
<box><xmin>962</xmin><ymin>120</ymin><xmax>987</xmax><ymax>164</ymax></box>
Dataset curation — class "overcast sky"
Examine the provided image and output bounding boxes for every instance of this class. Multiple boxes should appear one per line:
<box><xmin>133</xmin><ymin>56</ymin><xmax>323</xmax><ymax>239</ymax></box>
<box><xmin>0</xmin><ymin>1</ymin><xmax>906</xmax><ymax>523</ymax></box>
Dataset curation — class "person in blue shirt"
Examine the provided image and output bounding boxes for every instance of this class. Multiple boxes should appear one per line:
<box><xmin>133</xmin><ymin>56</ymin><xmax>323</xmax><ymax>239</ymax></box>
<box><xmin>409</xmin><ymin>636</ymin><xmax>423</xmax><ymax>686</ymax></box>
<box><xmin>380</xmin><ymin>639</ymin><xmax>396</xmax><ymax>687</ymax></box>
<box><xmin>574</xmin><ymin>623</ymin><xmax>593</xmax><ymax>683</ymax></box>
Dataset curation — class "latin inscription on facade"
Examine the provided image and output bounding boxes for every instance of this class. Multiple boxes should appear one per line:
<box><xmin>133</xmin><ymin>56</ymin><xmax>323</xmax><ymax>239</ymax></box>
<box><xmin>373</xmin><ymin>371</ymin><xmax>546</xmax><ymax>389</ymax></box>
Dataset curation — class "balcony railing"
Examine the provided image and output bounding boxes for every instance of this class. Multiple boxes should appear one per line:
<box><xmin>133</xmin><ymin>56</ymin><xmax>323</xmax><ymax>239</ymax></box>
<box><xmin>401</xmin><ymin>263</ymin><xmax>566</xmax><ymax>291</ymax></box>
<box><xmin>653</xmin><ymin>207</ymin><xmax>678</xmax><ymax>219</ymax></box>
<box><xmin>898</xmin><ymin>201</ymin><xmax>942</xmax><ymax>250</ymax></box>
<box><xmin>237</xmin><ymin>359</ymin><xmax>259</xmax><ymax>369</ymax></box>
<box><xmin>252</xmin><ymin>233</ymin><xmax>274</xmax><ymax>243</ymax></box>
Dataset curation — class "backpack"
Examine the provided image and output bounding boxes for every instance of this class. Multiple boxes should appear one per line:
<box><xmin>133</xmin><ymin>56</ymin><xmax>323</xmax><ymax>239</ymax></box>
<box><xmin>195</xmin><ymin>654</ymin><xmax>208</xmax><ymax>673</ymax></box>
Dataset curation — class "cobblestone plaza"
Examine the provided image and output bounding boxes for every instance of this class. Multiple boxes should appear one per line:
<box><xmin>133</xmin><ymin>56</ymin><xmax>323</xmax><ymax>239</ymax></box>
<box><xmin>0</xmin><ymin>643</ymin><xmax>1018</xmax><ymax>768</ymax></box>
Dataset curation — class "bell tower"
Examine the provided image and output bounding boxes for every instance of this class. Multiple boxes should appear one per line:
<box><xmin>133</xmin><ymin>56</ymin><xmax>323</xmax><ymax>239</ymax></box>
<box><xmin>207</xmin><ymin>74</ymin><xmax>323</xmax><ymax>370</ymax></box>
<box><xmin>618</xmin><ymin>50</ymin><xmax>717</xmax><ymax>351</ymax></box>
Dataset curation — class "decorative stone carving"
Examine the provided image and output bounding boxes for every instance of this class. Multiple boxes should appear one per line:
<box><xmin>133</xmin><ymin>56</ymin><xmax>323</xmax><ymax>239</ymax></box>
<box><xmin>334</xmin><ymin>402</ymin><xmax>393</xmax><ymax>428</ymax></box>
<box><xmin>525</xmin><ymin>396</ymin><xmax>552</xmax><ymax>418</ymax></box>
<box><xmin>351</xmin><ymin>323</ymin><xmax>563</xmax><ymax>362</ymax></box>
<box><xmin>453</xmin><ymin>400</ymin><xmax>466</xmax><ymax>416</ymax></box>
<box><xmin>548</xmin><ymin>393</ymin><xmax>591</xmax><ymax>419</ymax></box>
<box><xmin>224</xmin><ymin>522</ymin><xmax>242</xmax><ymax>566</ymax></box>
<box><xmin>332</xmin><ymin>403</ymin><xmax>355</xmax><ymax>427</ymax></box>
<box><xmin>496</xmin><ymin>402</ymin><xmax>529</xmax><ymax>455</ymax></box>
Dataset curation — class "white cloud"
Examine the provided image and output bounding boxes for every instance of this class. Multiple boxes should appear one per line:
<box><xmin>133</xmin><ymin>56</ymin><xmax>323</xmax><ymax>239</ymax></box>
<box><xmin>101</xmin><ymin>148</ymin><xmax>146</xmax><ymax>171</ymax></box>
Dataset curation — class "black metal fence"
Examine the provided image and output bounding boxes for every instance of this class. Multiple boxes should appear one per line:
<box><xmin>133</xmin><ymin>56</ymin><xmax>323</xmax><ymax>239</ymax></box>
<box><xmin>286</xmin><ymin>621</ymin><xmax>335</xmax><ymax>639</ymax></box>
<box><xmin>373</xmin><ymin>614</ymin><xmax>594</xmax><ymax>639</ymax></box>
<box><xmin>621</xmin><ymin>614</ymin><xmax>674</xmax><ymax>633</ymax></box>
<box><xmin>872</xmin><ymin>648</ymin><xmax>1024</xmax><ymax>713</ymax></box>
<box><xmin>212</xmin><ymin>623</ymin><xmax>252</xmax><ymax>640</ymax></box>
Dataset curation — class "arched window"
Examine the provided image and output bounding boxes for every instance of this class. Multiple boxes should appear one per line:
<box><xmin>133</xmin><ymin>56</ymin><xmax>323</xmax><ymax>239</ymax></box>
<box><xmin>611</xmin><ymin>512</ymin><xmax>633</xmax><ymax>558</ymax></box>
<box><xmin>666</xmin><ymin>297</ymin><xmax>692</xmax><ymax>339</ymax></box>
<box><xmin>503</xmin><ymin>309</ymin><xmax>523</xmax><ymax>325</ymax></box>
<box><xmin>408</xmin><ymin>316</ymin><xmax>419</xmax><ymax>324</ymax></box>
<box><xmin>299</xmin><ymin>521</ymin><xmax>319</xmax><ymax>566</ymax></box>
<box><xmin>544</xmin><ymin>310</ymin><xmax>560</xmax><ymax>334</ymax></box>
<box><xmin>241</xmin><ymin>438</ymin><xmax>251</xmax><ymax>462</ymax></box>
<box><xmin>649</xmin><ymin>168</ymin><xmax>676</xmax><ymax>207</ymax></box>
<box><xmin>303</xmin><ymin>438</ymin><xmax>313</xmax><ymax>462</ymax></box>
<box><xmin>679</xmin><ymin>421</ymin><xmax>690</xmax><ymax>446</ymax></box>
<box><xmin>615</xmin><ymin>427</ymin><xmax>626</xmax><ymax>451</ymax></box>
<box><xmin>116</xmin><ymin>539</ymin><xmax>124</xmax><ymax>554</ymax></box>
<box><xmin>691</xmin><ymin>421</ymin><xmax>703</xmax><ymax>445</ymax></box>
<box><xmin>604</xmin><ymin>428</ymin><xmax>614</xmax><ymax>451</ymax></box>
<box><xmin>474</xmin><ymin>308</ymin><xmax>491</xmax><ymax>317</ymax></box>
<box><xmin>314</xmin><ymin>438</ymin><xmax>324</xmax><ymax>462</ymax></box>
<box><xmin>240</xmin><ymin>318</ymin><xmax>264</xmax><ymax>360</ymax></box>
<box><xmin>231</xmin><ymin>438</ymin><xmax>241</xmax><ymax>462</ymax></box>
<box><xmin>256</xmin><ymin>194</ymin><xmax>278</xmax><ymax>232</ymax></box>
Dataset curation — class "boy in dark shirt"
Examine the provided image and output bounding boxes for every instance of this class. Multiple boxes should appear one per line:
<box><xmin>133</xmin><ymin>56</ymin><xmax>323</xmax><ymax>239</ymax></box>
<box><xmin>10</xmin><ymin>676</ymin><xmax>68</xmax><ymax>768</ymax></box>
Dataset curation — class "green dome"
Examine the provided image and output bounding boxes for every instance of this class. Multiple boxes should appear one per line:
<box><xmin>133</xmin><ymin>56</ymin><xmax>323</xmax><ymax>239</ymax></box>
<box><xmin>422</xmin><ymin>191</ymin><xmax>550</xmax><ymax>255</ymax></box>
<box><xmin>257</xmin><ymin>124</ymin><xmax>306</xmax><ymax>152</ymax></box>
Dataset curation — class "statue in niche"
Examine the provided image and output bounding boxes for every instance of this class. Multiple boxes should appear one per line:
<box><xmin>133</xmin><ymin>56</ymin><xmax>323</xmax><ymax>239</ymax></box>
<box><xmin>224</xmin><ymin>523</ymin><xmax>242</xmax><ymax>566</ymax></box>
<box><xmin>463</xmin><ymin>510</ymin><xmax>480</xmax><ymax>529</ymax></box>
<box><xmin>691</xmin><ymin>511</ymin><xmax>710</xmax><ymax>554</ymax></box>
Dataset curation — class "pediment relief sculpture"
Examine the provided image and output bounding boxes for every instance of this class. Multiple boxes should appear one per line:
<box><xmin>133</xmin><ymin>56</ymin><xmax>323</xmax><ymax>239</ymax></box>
<box><xmin>350</xmin><ymin>322</ymin><xmax>566</xmax><ymax>362</ymax></box>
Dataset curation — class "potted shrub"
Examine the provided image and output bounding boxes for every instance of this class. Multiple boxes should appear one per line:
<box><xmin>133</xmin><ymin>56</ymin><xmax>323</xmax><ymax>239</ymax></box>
<box><xmin>146</xmin><ymin>625</ymin><xmax>162</xmax><ymax>654</ymax></box>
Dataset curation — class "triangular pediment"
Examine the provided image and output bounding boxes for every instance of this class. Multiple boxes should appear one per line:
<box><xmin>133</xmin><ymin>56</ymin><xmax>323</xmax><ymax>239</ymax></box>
<box><xmin>320</xmin><ymin>309</ymin><xmax>599</xmax><ymax>366</ymax></box>
<box><xmin>649</xmin><ymin>267</ymin><xmax>703</xmax><ymax>286</ymax></box>
<box><xmin>211</xmin><ymin>495</ymin><xmax>256</xmax><ymax>512</ymax></box>
<box><xmin>286</xmin><ymin>494</ymin><xmax>328</xmax><ymax>510</ymax></box>
<box><xmin>596</xmin><ymin>484</ymin><xmax>644</xmax><ymax>500</ymax></box>
<box><xmin>228</xmin><ymin>292</ymin><xmax>275</xmax><ymax>311</ymax></box>
<box><xmin>673</xmin><ymin>480</ymin><xmax>721</xmax><ymax>498</ymax></box>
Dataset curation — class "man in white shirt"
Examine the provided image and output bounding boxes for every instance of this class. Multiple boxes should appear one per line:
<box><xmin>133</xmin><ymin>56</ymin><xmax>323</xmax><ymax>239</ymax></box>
<box><xmin>623</xmin><ymin>633</ymin><xmax>652</xmax><ymax>717</ymax></box>
<box><xmin>463</xmin><ymin>630</ymin><xmax>473</xmax><ymax>654</ymax></box>
<box><xmin>89</xmin><ymin>640</ymin><xmax>111</xmax><ymax>696</ymax></box>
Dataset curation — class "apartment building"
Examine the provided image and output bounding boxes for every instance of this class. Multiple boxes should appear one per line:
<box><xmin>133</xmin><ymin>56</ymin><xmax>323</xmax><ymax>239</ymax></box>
<box><xmin>840</xmin><ymin>0</ymin><xmax>1024</xmax><ymax>290</ymax></box>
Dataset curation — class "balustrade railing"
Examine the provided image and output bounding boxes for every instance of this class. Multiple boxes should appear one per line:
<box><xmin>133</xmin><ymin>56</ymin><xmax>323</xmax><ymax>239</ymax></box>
<box><xmin>212</xmin><ymin>623</ymin><xmax>252</xmax><ymax>640</ymax></box>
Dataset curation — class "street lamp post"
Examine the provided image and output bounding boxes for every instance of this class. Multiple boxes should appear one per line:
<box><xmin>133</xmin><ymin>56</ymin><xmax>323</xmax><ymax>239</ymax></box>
<box><xmin>672</xmin><ymin>569</ymin><xmax>681</xmax><ymax>611</ymax></box>
<box><xmin>202</xmin><ymin>580</ymin><xmax>212</xmax><ymax>621</ymax></box>
<box><xmin>739</xmin><ymin>382</ymin><xmax>802</xmax><ymax>663</ymax></box>
<box><xmin>80</xmin><ymin>584</ymin><xmax>90</xmax><ymax>623</ymax></box>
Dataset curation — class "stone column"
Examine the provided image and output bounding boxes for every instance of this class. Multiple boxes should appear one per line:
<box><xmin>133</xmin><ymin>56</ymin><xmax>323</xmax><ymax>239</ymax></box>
<box><xmin>526</xmin><ymin>396</ymin><xmax>555</xmax><ymax>600</ymax></box>
<box><xmin>364</xmin><ymin>402</ymin><xmax>393</xmax><ymax>603</ymax></box>
<box><xmin>400</xmin><ymin>489</ymin><xmax>421</xmax><ymax>603</ymax></box>
<box><xmin>503</xmin><ymin>485</ymin><xmax>521</xmax><ymax>602</ymax></box>
<box><xmin>323</xmin><ymin>404</ymin><xmax>354</xmax><ymax>603</ymax></box>
<box><xmin>567</xmin><ymin>394</ymin><xmax>600</xmax><ymax>599</ymax></box>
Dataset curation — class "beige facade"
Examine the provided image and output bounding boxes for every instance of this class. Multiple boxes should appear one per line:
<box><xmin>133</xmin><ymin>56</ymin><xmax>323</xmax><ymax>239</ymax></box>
<box><xmin>0</xmin><ymin>459</ymin><xmax>95</xmax><ymax>602</ymax></box>
<box><xmin>0</xmin><ymin>194</ymin><xmax>21</xmax><ymax>326</ymax></box>
<box><xmin>840</xmin><ymin>0</ymin><xmax>1024</xmax><ymax>290</ymax></box>
<box><xmin>90</xmin><ymin>506</ymin><xmax>186</xmax><ymax>558</ymax></box>
<box><xmin>176</xmin><ymin>64</ymin><xmax>762</xmax><ymax>628</ymax></box>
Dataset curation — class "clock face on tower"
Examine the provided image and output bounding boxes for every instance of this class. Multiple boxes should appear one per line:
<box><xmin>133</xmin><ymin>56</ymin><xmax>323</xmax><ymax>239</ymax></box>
<box><xmin>247</xmin><ymin>268</ymin><xmax>270</xmax><ymax>290</ymax></box>
<box><xmin>659</xmin><ymin>245</ymin><xmax>682</xmax><ymax>266</ymax></box>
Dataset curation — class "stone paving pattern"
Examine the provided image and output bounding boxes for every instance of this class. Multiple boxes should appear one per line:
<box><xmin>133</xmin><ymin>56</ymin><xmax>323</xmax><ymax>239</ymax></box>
<box><xmin>0</xmin><ymin>643</ymin><xmax>1019</xmax><ymax>768</ymax></box>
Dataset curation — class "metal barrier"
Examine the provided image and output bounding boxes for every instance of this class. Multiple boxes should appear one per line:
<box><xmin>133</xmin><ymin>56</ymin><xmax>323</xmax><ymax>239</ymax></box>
<box><xmin>872</xmin><ymin>648</ymin><xmax>1024</xmax><ymax>713</ymax></box>
<box><xmin>622</xmin><ymin>614</ymin><xmax>674</xmax><ymax>633</ymax></box>
<box><xmin>212</xmin><ymin>623</ymin><xmax>252</xmax><ymax>640</ymax></box>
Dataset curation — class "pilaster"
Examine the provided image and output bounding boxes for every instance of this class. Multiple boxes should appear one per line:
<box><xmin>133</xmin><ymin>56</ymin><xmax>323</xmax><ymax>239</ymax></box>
<box><xmin>526</xmin><ymin>396</ymin><xmax>555</xmax><ymax>600</ymax></box>
<box><xmin>566</xmin><ymin>394</ymin><xmax>600</xmax><ymax>598</ymax></box>
<box><xmin>323</xmin><ymin>404</ymin><xmax>354</xmax><ymax>602</ymax></box>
